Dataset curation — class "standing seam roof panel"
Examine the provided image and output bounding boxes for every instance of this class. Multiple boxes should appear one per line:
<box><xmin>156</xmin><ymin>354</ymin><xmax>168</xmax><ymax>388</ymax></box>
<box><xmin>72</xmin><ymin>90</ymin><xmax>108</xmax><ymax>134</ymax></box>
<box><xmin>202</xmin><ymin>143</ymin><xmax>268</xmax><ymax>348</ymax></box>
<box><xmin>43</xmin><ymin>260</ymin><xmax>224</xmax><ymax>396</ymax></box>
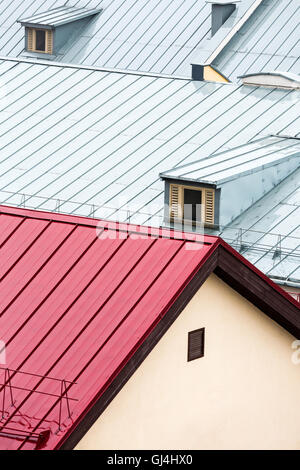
<box><xmin>0</xmin><ymin>205</ymin><xmax>219</xmax><ymax>449</ymax></box>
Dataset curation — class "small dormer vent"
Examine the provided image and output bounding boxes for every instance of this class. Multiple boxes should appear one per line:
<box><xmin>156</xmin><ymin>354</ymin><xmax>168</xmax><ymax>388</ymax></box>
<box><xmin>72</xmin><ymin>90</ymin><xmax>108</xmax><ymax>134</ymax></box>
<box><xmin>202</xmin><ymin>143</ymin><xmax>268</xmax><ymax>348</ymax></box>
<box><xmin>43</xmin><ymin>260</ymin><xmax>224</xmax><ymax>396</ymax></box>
<box><xmin>191</xmin><ymin>63</ymin><xmax>229</xmax><ymax>83</ymax></box>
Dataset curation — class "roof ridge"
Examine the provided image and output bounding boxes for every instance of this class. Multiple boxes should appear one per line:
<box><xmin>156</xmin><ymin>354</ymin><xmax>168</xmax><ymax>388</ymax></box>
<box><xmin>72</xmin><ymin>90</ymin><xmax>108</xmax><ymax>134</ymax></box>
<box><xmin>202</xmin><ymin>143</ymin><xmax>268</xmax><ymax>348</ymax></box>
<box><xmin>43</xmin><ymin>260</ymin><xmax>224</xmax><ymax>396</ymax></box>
<box><xmin>0</xmin><ymin>56</ymin><xmax>193</xmax><ymax>81</ymax></box>
<box><xmin>0</xmin><ymin>205</ymin><xmax>219</xmax><ymax>245</ymax></box>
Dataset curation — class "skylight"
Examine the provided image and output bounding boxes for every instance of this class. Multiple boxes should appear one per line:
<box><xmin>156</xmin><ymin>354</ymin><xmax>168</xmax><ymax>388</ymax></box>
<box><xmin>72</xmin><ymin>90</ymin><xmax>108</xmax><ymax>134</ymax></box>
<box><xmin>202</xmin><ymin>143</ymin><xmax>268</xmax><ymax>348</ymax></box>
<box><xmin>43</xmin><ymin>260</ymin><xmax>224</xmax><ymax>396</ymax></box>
<box><xmin>239</xmin><ymin>71</ymin><xmax>300</xmax><ymax>89</ymax></box>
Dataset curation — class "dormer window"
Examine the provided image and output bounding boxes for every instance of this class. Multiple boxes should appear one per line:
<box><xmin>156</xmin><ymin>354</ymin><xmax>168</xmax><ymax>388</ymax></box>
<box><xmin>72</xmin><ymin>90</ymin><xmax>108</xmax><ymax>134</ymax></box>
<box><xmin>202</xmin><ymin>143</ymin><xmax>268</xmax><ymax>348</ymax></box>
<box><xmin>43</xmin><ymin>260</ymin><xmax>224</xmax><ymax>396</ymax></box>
<box><xmin>27</xmin><ymin>28</ymin><xmax>53</xmax><ymax>54</ymax></box>
<box><xmin>18</xmin><ymin>6</ymin><xmax>101</xmax><ymax>58</ymax></box>
<box><xmin>169</xmin><ymin>183</ymin><xmax>215</xmax><ymax>227</ymax></box>
<box><xmin>161</xmin><ymin>135</ymin><xmax>300</xmax><ymax>231</ymax></box>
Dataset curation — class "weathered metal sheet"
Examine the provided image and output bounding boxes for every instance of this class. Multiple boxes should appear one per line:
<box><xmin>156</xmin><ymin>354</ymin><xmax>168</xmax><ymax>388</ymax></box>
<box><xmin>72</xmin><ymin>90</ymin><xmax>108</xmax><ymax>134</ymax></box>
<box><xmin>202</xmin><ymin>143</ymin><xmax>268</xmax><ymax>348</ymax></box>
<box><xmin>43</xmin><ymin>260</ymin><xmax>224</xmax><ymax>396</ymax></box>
<box><xmin>18</xmin><ymin>6</ymin><xmax>101</xmax><ymax>27</ymax></box>
<box><xmin>0</xmin><ymin>57</ymin><xmax>299</xmax><ymax>282</ymax></box>
<box><xmin>214</xmin><ymin>0</ymin><xmax>300</xmax><ymax>81</ymax></box>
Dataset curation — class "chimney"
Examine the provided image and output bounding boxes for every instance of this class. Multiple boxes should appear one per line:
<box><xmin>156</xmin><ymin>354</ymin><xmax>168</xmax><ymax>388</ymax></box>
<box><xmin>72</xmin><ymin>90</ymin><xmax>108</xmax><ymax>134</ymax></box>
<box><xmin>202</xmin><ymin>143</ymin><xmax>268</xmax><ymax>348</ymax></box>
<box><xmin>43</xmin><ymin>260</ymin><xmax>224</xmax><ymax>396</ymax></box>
<box><xmin>206</xmin><ymin>1</ymin><xmax>240</xmax><ymax>36</ymax></box>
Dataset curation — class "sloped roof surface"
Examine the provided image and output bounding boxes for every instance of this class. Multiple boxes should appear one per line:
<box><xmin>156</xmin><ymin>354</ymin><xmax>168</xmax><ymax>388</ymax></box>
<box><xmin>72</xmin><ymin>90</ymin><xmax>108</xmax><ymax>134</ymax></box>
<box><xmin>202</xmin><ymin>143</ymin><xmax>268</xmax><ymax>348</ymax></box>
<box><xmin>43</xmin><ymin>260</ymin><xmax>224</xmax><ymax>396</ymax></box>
<box><xmin>219</xmin><ymin>166</ymin><xmax>300</xmax><ymax>285</ymax></box>
<box><xmin>0</xmin><ymin>57</ymin><xmax>299</xmax><ymax>283</ymax></box>
<box><xmin>213</xmin><ymin>0</ymin><xmax>300</xmax><ymax>81</ymax></box>
<box><xmin>160</xmin><ymin>136</ymin><xmax>300</xmax><ymax>184</ymax></box>
<box><xmin>0</xmin><ymin>58</ymin><xmax>299</xmax><ymax>221</ymax></box>
<box><xmin>18</xmin><ymin>6</ymin><xmax>101</xmax><ymax>28</ymax></box>
<box><xmin>0</xmin><ymin>205</ymin><xmax>218</xmax><ymax>449</ymax></box>
<box><xmin>0</xmin><ymin>1</ymin><xmax>298</xmax><ymax>78</ymax></box>
<box><xmin>0</xmin><ymin>205</ymin><xmax>299</xmax><ymax>450</ymax></box>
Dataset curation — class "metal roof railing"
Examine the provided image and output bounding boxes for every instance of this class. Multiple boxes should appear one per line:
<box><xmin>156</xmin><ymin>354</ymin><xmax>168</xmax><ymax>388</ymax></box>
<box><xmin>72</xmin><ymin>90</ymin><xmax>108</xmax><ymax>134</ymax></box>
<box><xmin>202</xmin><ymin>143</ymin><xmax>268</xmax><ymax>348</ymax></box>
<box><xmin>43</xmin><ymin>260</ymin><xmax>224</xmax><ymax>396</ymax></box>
<box><xmin>0</xmin><ymin>367</ymin><xmax>77</xmax><ymax>449</ymax></box>
<box><xmin>1</xmin><ymin>189</ymin><xmax>300</xmax><ymax>282</ymax></box>
<box><xmin>0</xmin><ymin>189</ymin><xmax>164</xmax><ymax>225</ymax></box>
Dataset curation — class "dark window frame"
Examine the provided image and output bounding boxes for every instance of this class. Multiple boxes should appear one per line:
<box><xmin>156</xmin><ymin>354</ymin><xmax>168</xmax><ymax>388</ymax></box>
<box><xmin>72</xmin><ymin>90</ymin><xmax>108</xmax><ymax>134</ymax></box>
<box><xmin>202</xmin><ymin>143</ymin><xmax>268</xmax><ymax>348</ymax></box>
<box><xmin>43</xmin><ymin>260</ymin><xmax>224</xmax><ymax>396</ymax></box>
<box><xmin>35</xmin><ymin>29</ymin><xmax>46</xmax><ymax>52</ymax></box>
<box><xmin>183</xmin><ymin>188</ymin><xmax>202</xmax><ymax>224</ymax></box>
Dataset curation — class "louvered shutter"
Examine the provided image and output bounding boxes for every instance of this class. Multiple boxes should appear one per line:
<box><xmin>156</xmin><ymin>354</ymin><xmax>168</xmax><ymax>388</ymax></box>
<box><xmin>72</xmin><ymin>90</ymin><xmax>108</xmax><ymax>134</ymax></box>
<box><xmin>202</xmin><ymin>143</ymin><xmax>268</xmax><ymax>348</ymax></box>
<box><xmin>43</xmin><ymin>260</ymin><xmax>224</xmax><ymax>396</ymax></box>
<box><xmin>188</xmin><ymin>328</ymin><xmax>205</xmax><ymax>362</ymax></box>
<box><xmin>204</xmin><ymin>189</ymin><xmax>215</xmax><ymax>225</ymax></box>
<box><xmin>46</xmin><ymin>30</ymin><xmax>53</xmax><ymax>54</ymax></box>
<box><xmin>27</xmin><ymin>28</ymin><xmax>34</xmax><ymax>51</ymax></box>
<box><xmin>169</xmin><ymin>184</ymin><xmax>182</xmax><ymax>221</ymax></box>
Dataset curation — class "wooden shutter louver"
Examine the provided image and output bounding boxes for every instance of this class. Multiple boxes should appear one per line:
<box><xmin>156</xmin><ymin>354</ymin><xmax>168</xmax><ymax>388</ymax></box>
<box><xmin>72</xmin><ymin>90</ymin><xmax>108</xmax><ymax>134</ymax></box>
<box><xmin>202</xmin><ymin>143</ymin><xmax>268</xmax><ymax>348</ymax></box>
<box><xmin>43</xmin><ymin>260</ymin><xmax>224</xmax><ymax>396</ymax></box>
<box><xmin>27</xmin><ymin>28</ymin><xmax>34</xmax><ymax>51</ymax></box>
<box><xmin>46</xmin><ymin>30</ymin><xmax>53</xmax><ymax>54</ymax></box>
<box><xmin>188</xmin><ymin>328</ymin><xmax>205</xmax><ymax>362</ymax></box>
<box><xmin>170</xmin><ymin>184</ymin><xmax>182</xmax><ymax>221</ymax></box>
<box><xmin>204</xmin><ymin>189</ymin><xmax>215</xmax><ymax>225</ymax></box>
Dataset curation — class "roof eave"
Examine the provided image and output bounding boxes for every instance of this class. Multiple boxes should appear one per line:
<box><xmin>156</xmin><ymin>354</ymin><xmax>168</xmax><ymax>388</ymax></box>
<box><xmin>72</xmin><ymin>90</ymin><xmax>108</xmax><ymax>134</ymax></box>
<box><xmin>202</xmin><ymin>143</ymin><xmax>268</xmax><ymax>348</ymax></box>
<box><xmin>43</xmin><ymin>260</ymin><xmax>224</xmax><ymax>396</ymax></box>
<box><xmin>19</xmin><ymin>22</ymin><xmax>54</xmax><ymax>29</ymax></box>
<box><xmin>17</xmin><ymin>8</ymin><xmax>101</xmax><ymax>29</ymax></box>
<box><xmin>160</xmin><ymin>174</ymin><xmax>218</xmax><ymax>186</ymax></box>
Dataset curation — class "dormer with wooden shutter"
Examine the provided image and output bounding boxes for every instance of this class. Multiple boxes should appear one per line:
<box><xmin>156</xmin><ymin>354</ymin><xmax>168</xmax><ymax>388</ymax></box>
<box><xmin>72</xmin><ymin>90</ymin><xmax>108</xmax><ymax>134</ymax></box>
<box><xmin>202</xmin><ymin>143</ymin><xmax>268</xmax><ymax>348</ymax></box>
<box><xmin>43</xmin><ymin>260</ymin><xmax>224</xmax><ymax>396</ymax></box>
<box><xmin>160</xmin><ymin>136</ymin><xmax>300</xmax><ymax>229</ymax></box>
<box><xmin>26</xmin><ymin>28</ymin><xmax>53</xmax><ymax>55</ymax></box>
<box><xmin>168</xmin><ymin>183</ymin><xmax>216</xmax><ymax>227</ymax></box>
<box><xmin>18</xmin><ymin>6</ymin><xmax>101</xmax><ymax>58</ymax></box>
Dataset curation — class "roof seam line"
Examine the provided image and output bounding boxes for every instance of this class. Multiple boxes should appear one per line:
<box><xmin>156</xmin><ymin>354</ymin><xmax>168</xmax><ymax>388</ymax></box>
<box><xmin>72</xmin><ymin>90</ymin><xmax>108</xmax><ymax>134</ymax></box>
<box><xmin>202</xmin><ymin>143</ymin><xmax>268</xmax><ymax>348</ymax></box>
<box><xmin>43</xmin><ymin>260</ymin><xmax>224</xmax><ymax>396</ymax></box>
<box><xmin>0</xmin><ymin>56</ymin><xmax>190</xmax><ymax>81</ymax></box>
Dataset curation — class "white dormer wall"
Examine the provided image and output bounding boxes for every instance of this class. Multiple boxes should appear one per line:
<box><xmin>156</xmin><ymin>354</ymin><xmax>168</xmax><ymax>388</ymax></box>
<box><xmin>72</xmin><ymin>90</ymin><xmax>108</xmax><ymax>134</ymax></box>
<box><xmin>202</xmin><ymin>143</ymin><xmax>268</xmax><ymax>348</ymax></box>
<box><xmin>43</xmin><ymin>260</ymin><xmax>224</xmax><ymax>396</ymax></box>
<box><xmin>218</xmin><ymin>156</ymin><xmax>300</xmax><ymax>226</ymax></box>
<box><xmin>54</xmin><ymin>17</ymin><xmax>92</xmax><ymax>55</ymax></box>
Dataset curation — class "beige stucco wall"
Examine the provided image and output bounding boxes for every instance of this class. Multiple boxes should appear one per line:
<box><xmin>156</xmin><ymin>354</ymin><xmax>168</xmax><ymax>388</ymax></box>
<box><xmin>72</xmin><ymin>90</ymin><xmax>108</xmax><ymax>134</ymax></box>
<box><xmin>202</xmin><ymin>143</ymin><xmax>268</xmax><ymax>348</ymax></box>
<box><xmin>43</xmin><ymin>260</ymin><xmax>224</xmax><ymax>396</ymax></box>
<box><xmin>76</xmin><ymin>274</ymin><xmax>300</xmax><ymax>450</ymax></box>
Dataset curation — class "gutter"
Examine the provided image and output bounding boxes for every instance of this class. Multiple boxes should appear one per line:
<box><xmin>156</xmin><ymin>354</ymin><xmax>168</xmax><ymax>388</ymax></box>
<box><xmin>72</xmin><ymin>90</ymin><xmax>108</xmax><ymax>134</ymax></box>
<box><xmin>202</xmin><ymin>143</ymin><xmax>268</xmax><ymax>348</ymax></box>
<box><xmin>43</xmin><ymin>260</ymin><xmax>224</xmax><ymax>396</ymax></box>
<box><xmin>270</xmin><ymin>278</ymin><xmax>300</xmax><ymax>290</ymax></box>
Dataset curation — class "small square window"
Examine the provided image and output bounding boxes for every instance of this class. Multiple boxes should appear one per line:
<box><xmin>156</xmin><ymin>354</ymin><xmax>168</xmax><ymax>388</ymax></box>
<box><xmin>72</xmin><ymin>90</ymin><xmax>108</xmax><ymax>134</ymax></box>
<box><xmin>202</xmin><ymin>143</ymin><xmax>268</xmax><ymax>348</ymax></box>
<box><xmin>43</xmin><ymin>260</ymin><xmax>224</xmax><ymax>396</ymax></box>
<box><xmin>188</xmin><ymin>328</ymin><xmax>205</xmax><ymax>362</ymax></box>
<box><xmin>169</xmin><ymin>184</ymin><xmax>215</xmax><ymax>227</ymax></box>
<box><xmin>27</xmin><ymin>28</ymin><xmax>53</xmax><ymax>54</ymax></box>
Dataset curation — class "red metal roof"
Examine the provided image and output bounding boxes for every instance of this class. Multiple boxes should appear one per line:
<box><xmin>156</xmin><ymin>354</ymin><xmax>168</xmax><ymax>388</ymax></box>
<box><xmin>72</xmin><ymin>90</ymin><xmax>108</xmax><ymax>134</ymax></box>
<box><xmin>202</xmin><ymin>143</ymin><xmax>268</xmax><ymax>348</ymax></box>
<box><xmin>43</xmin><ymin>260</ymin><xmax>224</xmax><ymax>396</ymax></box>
<box><xmin>0</xmin><ymin>206</ymin><xmax>220</xmax><ymax>450</ymax></box>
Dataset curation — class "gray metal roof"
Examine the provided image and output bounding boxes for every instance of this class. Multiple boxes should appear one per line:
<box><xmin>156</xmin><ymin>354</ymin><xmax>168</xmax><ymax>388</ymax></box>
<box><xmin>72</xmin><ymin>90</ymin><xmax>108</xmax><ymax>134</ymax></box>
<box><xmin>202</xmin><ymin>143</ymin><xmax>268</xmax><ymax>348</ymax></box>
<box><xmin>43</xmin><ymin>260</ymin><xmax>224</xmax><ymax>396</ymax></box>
<box><xmin>160</xmin><ymin>136</ymin><xmax>300</xmax><ymax>184</ymax></box>
<box><xmin>212</xmin><ymin>0</ymin><xmax>300</xmax><ymax>81</ymax></box>
<box><xmin>0</xmin><ymin>57</ymin><xmax>299</xmax><ymax>284</ymax></box>
<box><xmin>195</xmin><ymin>0</ymin><xmax>261</xmax><ymax>66</ymax></box>
<box><xmin>0</xmin><ymin>0</ymin><xmax>213</xmax><ymax>76</ymax></box>
<box><xmin>218</xmin><ymin>166</ymin><xmax>300</xmax><ymax>286</ymax></box>
<box><xmin>205</xmin><ymin>1</ymin><xmax>241</xmax><ymax>4</ymax></box>
<box><xmin>18</xmin><ymin>6</ymin><xmax>101</xmax><ymax>28</ymax></box>
<box><xmin>0</xmin><ymin>0</ymin><xmax>298</xmax><ymax>80</ymax></box>
<box><xmin>0</xmin><ymin>0</ymin><xmax>265</xmax><ymax>78</ymax></box>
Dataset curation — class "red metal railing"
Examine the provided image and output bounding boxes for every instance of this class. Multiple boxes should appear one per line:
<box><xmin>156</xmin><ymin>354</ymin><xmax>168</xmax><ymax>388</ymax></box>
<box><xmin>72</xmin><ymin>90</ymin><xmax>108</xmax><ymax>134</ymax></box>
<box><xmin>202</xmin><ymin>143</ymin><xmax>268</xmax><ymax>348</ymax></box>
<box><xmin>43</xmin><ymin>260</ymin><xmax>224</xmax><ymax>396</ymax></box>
<box><xmin>0</xmin><ymin>367</ymin><xmax>77</xmax><ymax>449</ymax></box>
